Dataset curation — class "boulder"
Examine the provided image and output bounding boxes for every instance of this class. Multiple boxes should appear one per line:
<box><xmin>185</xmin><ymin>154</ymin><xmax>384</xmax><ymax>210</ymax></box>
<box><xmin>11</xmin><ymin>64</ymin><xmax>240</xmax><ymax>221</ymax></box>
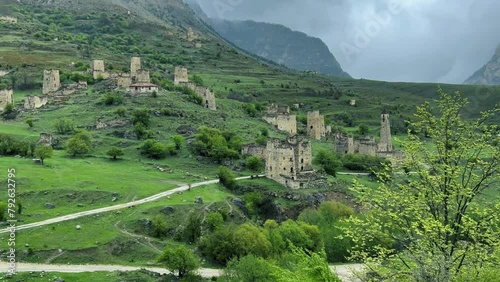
<box><xmin>44</xmin><ymin>203</ymin><xmax>55</xmax><ymax>209</ymax></box>
<box><xmin>194</xmin><ymin>197</ymin><xmax>203</xmax><ymax>204</ymax></box>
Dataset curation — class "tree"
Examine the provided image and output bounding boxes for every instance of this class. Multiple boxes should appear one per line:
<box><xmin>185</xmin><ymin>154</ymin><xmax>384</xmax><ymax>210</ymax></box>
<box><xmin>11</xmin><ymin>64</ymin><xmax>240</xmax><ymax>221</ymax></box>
<box><xmin>106</xmin><ymin>147</ymin><xmax>124</xmax><ymax>160</ymax></box>
<box><xmin>173</xmin><ymin>135</ymin><xmax>184</xmax><ymax>150</ymax></box>
<box><xmin>157</xmin><ymin>245</ymin><xmax>199</xmax><ymax>278</ymax></box>
<box><xmin>132</xmin><ymin>108</ymin><xmax>150</xmax><ymax>128</ymax></box>
<box><xmin>140</xmin><ymin>139</ymin><xmax>166</xmax><ymax>159</ymax></box>
<box><xmin>216</xmin><ymin>166</ymin><xmax>237</xmax><ymax>190</ymax></box>
<box><xmin>205</xmin><ymin>212</ymin><xmax>224</xmax><ymax>231</ymax></box>
<box><xmin>345</xmin><ymin>90</ymin><xmax>500</xmax><ymax>281</ymax></box>
<box><xmin>66</xmin><ymin>132</ymin><xmax>91</xmax><ymax>157</ymax></box>
<box><xmin>34</xmin><ymin>145</ymin><xmax>53</xmax><ymax>165</ymax></box>
<box><xmin>246</xmin><ymin>156</ymin><xmax>264</xmax><ymax>172</ymax></box>
<box><xmin>220</xmin><ymin>255</ymin><xmax>276</xmax><ymax>282</ymax></box>
<box><xmin>313</xmin><ymin>150</ymin><xmax>342</xmax><ymax>177</ymax></box>
<box><xmin>53</xmin><ymin>118</ymin><xmax>74</xmax><ymax>134</ymax></box>
<box><xmin>25</xmin><ymin>118</ymin><xmax>34</xmax><ymax>128</ymax></box>
<box><xmin>357</xmin><ymin>123</ymin><xmax>369</xmax><ymax>136</ymax></box>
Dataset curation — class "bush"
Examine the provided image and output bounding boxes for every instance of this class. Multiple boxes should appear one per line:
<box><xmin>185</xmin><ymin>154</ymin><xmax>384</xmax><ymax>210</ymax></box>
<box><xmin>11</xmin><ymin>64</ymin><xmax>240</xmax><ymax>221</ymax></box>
<box><xmin>53</xmin><ymin>118</ymin><xmax>74</xmax><ymax>134</ymax></box>
<box><xmin>313</xmin><ymin>150</ymin><xmax>342</xmax><ymax>177</ymax></box>
<box><xmin>0</xmin><ymin>134</ymin><xmax>34</xmax><ymax>157</ymax></box>
<box><xmin>2</xmin><ymin>103</ymin><xmax>14</xmax><ymax>115</ymax></box>
<box><xmin>140</xmin><ymin>139</ymin><xmax>166</xmax><ymax>159</ymax></box>
<box><xmin>165</xmin><ymin>143</ymin><xmax>177</xmax><ymax>156</ymax></box>
<box><xmin>192</xmin><ymin>74</ymin><xmax>204</xmax><ymax>86</ymax></box>
<box><xmin>132</xmin><ymin>108</ymin><xmax>150</xmax><ymax>128</ymax></box>
<box><xmin>25</xmin><ymin>118</ymin><xmax>34</xmax><ymax>128</ymax></box>
<box><xmin>66</xmin><ymin>132</ymin><xmax>92</xmax><ymax>157</ymax></box>
<box><xmin>341</xmin><ymin>154</ymin><xmax>385</xmax><ymax>171</ymax></box>
<box><xmin>172</xmin><ymin>135</ymin><xmax>184</xmax><ymax>150</ymax></box>
<box><xmin>106</xmin><ymin>147</ymin><xmax>124</xmax><ymax>160</ymax></box>
<box><xmin>191</xmin><ymin>126</ymin><xmax>240</xmax><ymax>162</ymax></box>
<box><xmin>205</xmin><ymin>212</ymin><xmax>224</xmax><ymax>231</ymax></box>
<box><xmin>216</xmin><ymin>166</ymin><xmax>237</xmax><ymax>190</ymax></box>
<box><xmin>114</xmin><ymin>106</ymin><xmax>126</xmax><ymax>117</ymax></box>
<box><xmin>246</xmin><ymin>156</ymin><xmax>264</xmax><ymax>172</ymax></box>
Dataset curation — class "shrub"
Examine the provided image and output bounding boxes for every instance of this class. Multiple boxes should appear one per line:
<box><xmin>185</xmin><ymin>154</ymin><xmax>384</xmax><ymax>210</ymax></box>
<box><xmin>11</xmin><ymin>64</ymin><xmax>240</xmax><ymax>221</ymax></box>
<box><xmin>66</xmin><ymin>132</ymin><xmax>92</xmax><ymax>157</ymax></box>
<box><xmin>216</xmin><ymin>166</ymin><xmax>237</xmax><ymax>190</ymax></box>
<box><xmin>114</xmin><ymin>106</ymin><xmax>126</xmax><ymax>117</ymax></box>
<box><xmin>140</xmin><ymin>139</ymin><xmax>166</xmax><ymax>159</ymax></box>
<box><xmin>106</xmin><ymin>147</ymin><xmax>124</xmax><ymax>160</ymax></box>
<box><xmin>132</xmin><ymin>108</ymin><xmax>150</xmax><ymax>128</ymax></box>
<box><xmin>314</xmin><ymin>150</ymin><xmax>342</xmax><ymax>177</ymax></box>
<box><xmin>246</xmin><ymin>156</ymin><xmax>264</xmax><ymax>172</ymax></box>
<box><xmin>53</xmin><ymin>118</ymin><xmax>74</xmax><ymax>134</ymax></box>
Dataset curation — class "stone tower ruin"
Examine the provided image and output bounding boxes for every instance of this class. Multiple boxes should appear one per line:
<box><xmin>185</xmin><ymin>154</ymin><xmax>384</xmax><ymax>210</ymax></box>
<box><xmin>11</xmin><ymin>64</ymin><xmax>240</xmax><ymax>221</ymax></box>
<box><xmin>195</xmin><ymin>86</ymin><xmax>216</xmax><ymax>111</ymax></box>
<box><xmin>263</xmin><ymin>104</ymin><xmax>296</xmax><ymax>135</ymax></box>
<box><xmin>307</xmin><ymin>111</ymin><xmax>327</xmax><ymax>140</ymax></box>
<box><xmin>378</xmin><ymin>114</ymin><xmax>393</xmax><ymax>152</ymax></box>
<box><xmin>174</xmin><ymin>66</ymin><xmax>189</xmax><ymax>85</ymax></box>
<box><xmin>130</xmin><ymin>57</ymin><xmax>141</xmax><ymax>79</ymax></box>
<box><xmin>91</xmin><ymin>60</ymin><xmax>107</xmax><ymax>79</ymax></box>
<box><xmin>186</xmin><ymin>27</ymin><xmax>195</xmax><ymax>42</ymax></box>
<box><xmin>0</xmin><ymin>88</ymin><xmax>13</xmax><ymax>111</ymax></box>
<box><xmin>266</xmin><ymin>136</ymin><xmax>314</xmax><ymax>189</ymax></box>
<box><xmin>135</xmin><ymin>69</ymin><xmax>150</xmax><ymax>83</ymax></box>
<box><xmin>42</xmin><ymin>70</ymin><xmax>61</xmax><ymax>95</ymax></box>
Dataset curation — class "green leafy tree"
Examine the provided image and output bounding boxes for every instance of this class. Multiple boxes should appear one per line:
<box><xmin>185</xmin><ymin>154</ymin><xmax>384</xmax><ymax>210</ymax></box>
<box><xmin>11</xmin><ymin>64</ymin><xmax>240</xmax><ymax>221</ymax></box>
<box><xmin>357</xmin><ymin>123</ymin><xmax>369</xmax><ymax>136</ymax></box>
<box><xmin>345</xmin><ymin>90</ymin><xmax>500</xmax><ymax>281</ymax></box>
<box><xmin>246</xmin><ymin>156</ymin><xmax>264</xmax><ymax>172</ymax></box>
<box><xmin>25</xmin><ymin>118</ymin><xmax>34</xmax><ymax>128</ymax></box>
<box><xmin>192</xmin><ymin>74</ymin><xmax>204</xmax><ymax>86</ymax></box>
<box><xmin>132</xmin><ymin>108</ymin><xmax>150</xmax><ymax>128</ymax></box>
<box><xmin>151</xmin><ymin>214</ymin><xmax>168</xmax><ymax>238</ymax></box>
<box><xmin>106</xmin><ymin>147</ymin><xmax>124</xmax><ymax>160</ymax></box>
<box><xmin>216</xmin><ymin>166</ymin><xmax>237</xmax><ymax>190</ymax></box>
<box><xmin>53</xmin><ymin>118</ymin><xmax>74</xmax><ymax>134</ymax></box>
<box><xmin>66</xmin><ymin>132</ymin><xmax>91</xmax><ymax>157</ymax></box>
<box><xmin>140</xmin><ymin>139</ymin><xmax>165</xmax><ymax>159</ymax></box>
<box><xmin>313</xmin><ymin>150</ymin><xmax>342</xmax><ymax>177</ymax></box>
<box><xmin>34</xmin><ymin>145</ymin><xmax>53</xmax><ymax>165</ymax></box>
<box><xmin>172</xmin><ymin>135</ymin><xmax>184</xmax><ymax>150</ymax></box>
<box><xmin>157</xmin><ymin>245</ymin><xmax>199</xmax><ymax>278</ymax></box>
<box><xmin>234</xmin><ymin>223</ymin><xmax>272</xmax><ymax>258</ymax></box>
<box><xmin>181</xmin><ymin>212</ymin><xmax>202</xmax><ymax>243</ymax></box>
<box><xmin>200</xmin><ymin>225</ymin><xmax>238</xmax><ymax>264</ymax></box>
<box><xmin>220</xmin><ymin>255</ymin><xmax>276</xmax><ymax>282</ymax></box>
<box><xmin>205</xmin><ymin>212</ymin><xmax>224</xmax><ymax>231</ymax></box>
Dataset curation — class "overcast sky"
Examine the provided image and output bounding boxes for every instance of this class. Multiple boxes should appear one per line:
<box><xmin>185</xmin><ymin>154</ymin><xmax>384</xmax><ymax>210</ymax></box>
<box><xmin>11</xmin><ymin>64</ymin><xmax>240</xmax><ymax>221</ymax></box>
<box><xmin>195</xmin><ymin>0</ymin><xmax>500</xmax><ymax>84</ymax></box>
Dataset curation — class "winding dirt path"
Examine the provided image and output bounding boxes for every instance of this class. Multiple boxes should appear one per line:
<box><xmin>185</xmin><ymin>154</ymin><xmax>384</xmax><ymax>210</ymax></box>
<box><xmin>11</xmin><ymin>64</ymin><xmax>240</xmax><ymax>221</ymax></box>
<box><xmin>0</xmin><ymin>176</ymin><xmax>258</xmax><ymax>234</ymax></box>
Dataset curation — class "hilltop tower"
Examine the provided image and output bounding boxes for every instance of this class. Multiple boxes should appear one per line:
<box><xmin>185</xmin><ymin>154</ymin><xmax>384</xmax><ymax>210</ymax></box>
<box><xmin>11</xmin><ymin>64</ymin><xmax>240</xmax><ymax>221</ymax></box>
<box><xmin>379</xmin><ymin>113</ymin><xmax>393</xmax><ymax>152</ymax></box>
<box><xmin>174</xmin><ymin>66</ymin><xmax>189</xmax><ymax>85</ymax></box>
<box><xmin>130</xmin><ymin>57</ymin><xmax>141</xmax><ymax>78</ymax></box>
<box><xmin>42</xmin><ymin>70</ymin><xmax>61</xmax><ymax>95</ymax></box>
<box><xmin>307</xmin><ymin>111</ymin><xmax>327</xmax><ymax>140</ymax></box>
<box><xmin>91</xmin><ymin>60</ymin><xmax>106</xmax><ymax>79</ymax></box>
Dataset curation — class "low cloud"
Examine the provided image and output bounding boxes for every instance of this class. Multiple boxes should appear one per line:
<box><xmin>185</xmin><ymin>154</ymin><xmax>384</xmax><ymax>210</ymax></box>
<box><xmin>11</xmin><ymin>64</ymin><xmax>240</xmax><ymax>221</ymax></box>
<box><xmin>196</xmin><ymin>0</ymin><xmax>500</xmax><ymax>83</ymax></box>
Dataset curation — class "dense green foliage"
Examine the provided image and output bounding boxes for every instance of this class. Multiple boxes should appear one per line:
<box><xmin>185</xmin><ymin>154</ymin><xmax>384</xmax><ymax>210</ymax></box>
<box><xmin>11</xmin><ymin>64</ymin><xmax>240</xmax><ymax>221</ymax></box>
<box><xmin>157</xmin><ymin>245</ymin><xmax>199</xmax><ymax>278</ymax></box>
<box><xmin>66</xmin><ymin>132</ymin><xmax>92</xmax><ymax>157</ymax></box>
<box><xmin>0</xmin><ymin>134</ymin><xmax>34</xmax><ymax>157</ymax></box>
<box><xmin>34</xmin><ymin>145</ymin><xmax>53</xmax><ymax>165</ymax></box>
<box><xmin>314</xmin><ymin>150</ymin><xmax>342</xmax><ymax>177</ymax></box>
<box><xmin>192</xmin><ymin>127</ymin><xmax>241</xmax><ymax>162</ymax></box>
<box><xmin>346</xmin><ymin>90</ymin><xmax>500</xmax><ymax>280</ymax></box>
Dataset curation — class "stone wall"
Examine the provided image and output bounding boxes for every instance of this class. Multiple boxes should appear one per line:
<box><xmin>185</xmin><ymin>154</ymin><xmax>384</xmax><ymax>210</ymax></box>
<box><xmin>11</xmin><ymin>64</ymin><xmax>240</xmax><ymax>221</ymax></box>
<box><xmin>115</xmin><ymin>73</ymin><xmax>132</xmax><ymax>88</ymax></box>
<box><xmin>241</xmin><ymin>144</ymin><xmax>267</xmax><ymax>160</ymax></box>
<box><xmin>135</xmin><ymin>69</ymin><xmax>150</xmax><ymax>83</ymax></box>
<box><xmin>174</xmin><ymin>66</ymin><xmax>188</xmax><ymax>85</ymax></box>
<box><xmin>24</xmin><ymin>95</ymin><xmax>48</xmax><ymax>110</ymax></box>
<box><xmin>42</xmin><ymin>70</ymin><xmax>61</xmax><ymax>95</ymax></box>
<box><xmin>267</xmin><ymin>104</ymin><xmax>290</xmax><ymax>115</ymax></box>
<box><xmin>0</xmin><ymin>16</ymin><xmax>17</xmax><ymax>23</ymax></box>
<box><xmin>307</xmin><ymin>111</ymin><xmax>327</xmax><ymax>140</ymax></box>
<box><xmin>263</xmin><ymin>114</ymin><xmax>297</xmax><ymax>135</ymax></box>
<box><xmin>91</xmin><ymin>60</ymin><xmax>109</xmax><ymax>79</ymax></box>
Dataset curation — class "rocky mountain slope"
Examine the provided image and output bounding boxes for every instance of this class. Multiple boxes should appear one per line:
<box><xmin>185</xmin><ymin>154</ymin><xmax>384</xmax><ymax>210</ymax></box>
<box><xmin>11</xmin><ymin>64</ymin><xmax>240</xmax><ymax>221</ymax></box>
<box><xmin>464</xmin><ymin>45</ymin><xmax>500</xmax><ymax>85</ymax></box>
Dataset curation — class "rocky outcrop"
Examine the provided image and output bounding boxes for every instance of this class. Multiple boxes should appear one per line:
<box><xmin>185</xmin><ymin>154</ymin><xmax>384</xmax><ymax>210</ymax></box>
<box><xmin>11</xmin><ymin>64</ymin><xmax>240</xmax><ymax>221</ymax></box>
<box><xmin>464</xmin><ymin>45</ymin><xmax>500</xmax><ymax>85</ymax></box>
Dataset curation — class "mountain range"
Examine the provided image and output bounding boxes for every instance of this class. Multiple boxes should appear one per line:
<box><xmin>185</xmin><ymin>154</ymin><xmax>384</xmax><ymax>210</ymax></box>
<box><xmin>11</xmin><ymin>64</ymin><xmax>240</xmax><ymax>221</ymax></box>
<box><xmin>464</xmin><ymin>45</ymin><xmax>500</xmax><ymax>85</ymax></box>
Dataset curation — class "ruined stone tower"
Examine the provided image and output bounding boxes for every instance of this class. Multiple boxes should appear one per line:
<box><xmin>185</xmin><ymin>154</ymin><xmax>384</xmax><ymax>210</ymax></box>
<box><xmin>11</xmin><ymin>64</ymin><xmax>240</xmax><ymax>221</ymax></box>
<box><xmin>42</xmin><ymin>70</ymin><xmax>61</xmax><ymax>95</ymax></box>
<box><xmin>91</xmin><ymin>60</ymin><xmax>108</xmax><ymax>79</ymax></box>
<box><xmin>378</xmin><ymin>114</ymin><xmax>393</xmax><ymax>152</ymax></box>
<box><xmin>130</xmin><ymin>57</ymin><xmax>141</xmax><ymax>79</ymax></box>
<box><xmin>0</xmin><ymin>88</ymin><xmax>13</xmax><ymax>111</ymax></box>
<box><xmin>174</xmin><ymin>66</ymin><xmax>189</xmax><ymax>85</ymax></box>
<box><xmin>186</xmin><ymin>27</ymin><xmax>195</xmax><ymax>42</ymax></box>
<box><xmin>135</xmin><ymin>69</ymin><xmax>150</xmax><ymax>83</ymax></box>
<box><xmin>195</xmin><ymin>86</ymin><xmax>216</xmax><ymax>111</ymax></box>
<box><xmin>307</xmin><ymin>111</ymin><xmax>327</xmax><ymax>140</ymax></box>
<box><xmin>266</xmin><ymin>136</ymin><xmax>313</xmax><ymax>189</ymax></box>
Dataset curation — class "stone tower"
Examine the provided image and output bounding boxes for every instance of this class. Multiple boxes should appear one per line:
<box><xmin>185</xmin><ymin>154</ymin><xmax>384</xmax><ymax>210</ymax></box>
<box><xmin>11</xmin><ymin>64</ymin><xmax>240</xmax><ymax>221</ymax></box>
<box><xmin>265</xmin><ymin>136</ymin><xmax>313</xmax><ymax>189</ymax></box>
<box><xmin>307</xmin><ymin>111</ymin><xmax>327</xmax><ymax>140</ymax></box>
<box><xmin>135</xmin><ymin>69</ymin><xmax>150</xmax><ymax>83</ymax></box>
<box><xmin>174</xmin><ymin>66</ymin><xmax>189</xmax><ymax>85</ymax></box>
<box><xmin>379</xmin><ymin>114</ymin><xmax>393</xmax><ymax>152</ymax></box>
<box><xmin>0</xmin><ymin>88</ymin><xmax>13</xmax><ymax>111</ymax></box>
<box><xmin>91</xmin><ymin>60</ymin><xmax>107</xmax><ymax>79</ymax></box>
<box><xmin>42</xmin><ymin>70</ymin><xmax>61</xmax><ymax>95</ymax></box>
<box><xmin>186</xmin><ymin>27</ymin><xmax>194</xmax><ymax>42</ymax></box>
<box><xmin>130</xmin><ymin>57</ymin><xmax>141</xmax><ymax>78</ymax></box>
